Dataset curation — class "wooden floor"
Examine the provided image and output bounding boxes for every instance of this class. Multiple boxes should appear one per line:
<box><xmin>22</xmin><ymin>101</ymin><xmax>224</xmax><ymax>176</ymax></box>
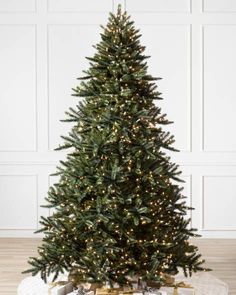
<box><xmin>0</xmin><ymin>238</ymin><xmax>235</xmax><ymax>294</ymax></box>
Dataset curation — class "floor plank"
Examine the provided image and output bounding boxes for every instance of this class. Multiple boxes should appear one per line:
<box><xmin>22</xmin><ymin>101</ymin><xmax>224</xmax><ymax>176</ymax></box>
<box><xmin>0</xmin><ymin>238</ymin><xmax>235</xmax><ymax>294</ymax></box>
<box><xmin>0</xmin><ymin>238</ymin><xmax>40</xmax><ymax>294</ymax></box>
<box><xmin>194</xmin><ymin>239</ymin><xmax>236</xmax><ymax>294</ymax></box>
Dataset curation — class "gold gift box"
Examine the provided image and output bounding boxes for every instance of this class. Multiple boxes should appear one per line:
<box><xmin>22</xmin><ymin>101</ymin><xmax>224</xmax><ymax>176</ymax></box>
<box><xmin>96</xmin><ymin>287</ymin><xmax>144</xmax><ymax>295</ymax></box>
<box><xmin>96</xmin><ymin>287</ymin><xmax>123</xmax><ymax>295</ymax></box>
<box><xmin>160</xmin><ymin>282</ymin><xmax>195</xmax><ymax>295</ymax></box>
<box><xmin>121</xmin><ymin>292</ymin><xmax>137</xmax><ymax>295</ymax></box>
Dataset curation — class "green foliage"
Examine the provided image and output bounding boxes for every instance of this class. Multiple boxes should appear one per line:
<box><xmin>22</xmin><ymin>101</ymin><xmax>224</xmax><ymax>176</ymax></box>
<box><xmin>23</xmin><ymin>5</ymin><xmax>210</xmax><ymax>286</ymax></box>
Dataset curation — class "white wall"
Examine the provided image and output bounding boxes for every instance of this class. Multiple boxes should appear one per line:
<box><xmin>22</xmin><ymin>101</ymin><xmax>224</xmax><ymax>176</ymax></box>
<box><xmin>0</xmin><ymin>0</ymin><xmax>236</xmax><ymax>238</ymax></box>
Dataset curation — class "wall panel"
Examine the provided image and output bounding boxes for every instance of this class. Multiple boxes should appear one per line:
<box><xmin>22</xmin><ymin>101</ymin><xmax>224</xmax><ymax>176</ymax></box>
<box><xmin>203</xmin><ymin>25</ymin><xmax>236</xmax><ymax>152</ymax></box>
<box><xmin>126</xmin><ymin>0</ymin><xmax>191</xmax><ymax>13</ymax></box>
<box><xmin>48</xmin><ymin>25</ymin><xmax>100</xmax><ymax>150</ymax></box>
<box><xmin>48</xmin><ymin>0</ymin><xmax>112</xmax><ymax>13</ymax></box>
<box><xmin>203</xmin><ymin>176</ymin><xmax>236</xmax><ymax>230</ymax></box>
<box><xmin>140</xmin><ymin>25</ymin><xmax>191</xmax><ymax>152</ymax></box>
<box><xmin>203</xmin><ymin>0</ymin><xmax>236</xmax><ymax>12</ymax></box>
<box><xmin>0</xmin><ymin>175</ymin><xmax>37</xmax><ymax>230</ymax></box>
<box><xmin>0</xmin><ymin>25</ymin><xmax>36</xmax><ymax>151</ymax></box>
<box><xmin>0</xmin><ymin>0</ymin><xmax>35</xmax><ymax>12</ymax></box>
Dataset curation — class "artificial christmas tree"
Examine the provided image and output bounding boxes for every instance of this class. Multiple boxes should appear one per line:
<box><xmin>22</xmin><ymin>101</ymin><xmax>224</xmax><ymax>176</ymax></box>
<box><xmin>23</xmin><ymin>5</ymin><xmax>209</xmax><ymax>289</ymax></box>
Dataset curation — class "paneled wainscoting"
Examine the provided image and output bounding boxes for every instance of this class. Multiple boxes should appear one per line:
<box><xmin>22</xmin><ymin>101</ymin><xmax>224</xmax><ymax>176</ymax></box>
<box><xmin>1</xmin><ymin>0</ymin><xmax>236</xmax><ymax>240</ymax></box>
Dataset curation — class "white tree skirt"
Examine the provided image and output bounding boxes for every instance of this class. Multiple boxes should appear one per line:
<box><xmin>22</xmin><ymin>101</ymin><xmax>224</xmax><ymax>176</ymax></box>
<box><xmin>174</xmin><ymin>271</ymin><xmax>228</xmax><ymax>295</ymax></box>
<box><xmin>18</xmin><ymin>271</ymin><xmax>228</xmax><ymax>295</ymax></box>
<box><xmin>18</xmin><ymin>272</ymin><xmax>69</xmax><ymax>295</ymax></box>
